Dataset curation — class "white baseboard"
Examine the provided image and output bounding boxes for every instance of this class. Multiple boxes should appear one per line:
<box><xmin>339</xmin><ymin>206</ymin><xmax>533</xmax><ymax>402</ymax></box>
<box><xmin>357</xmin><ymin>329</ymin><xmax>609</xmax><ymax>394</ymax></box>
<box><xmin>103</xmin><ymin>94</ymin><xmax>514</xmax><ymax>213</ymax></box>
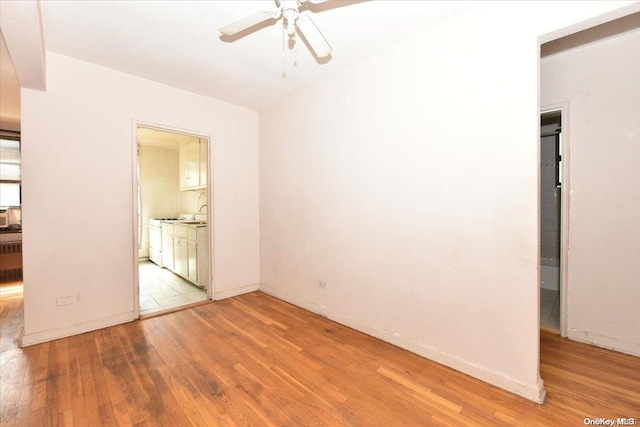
<box><xmin>214</xmin><ymin>283</ymin><xmax>260</xmax><ymax>301</ymax></box>
<box><xmin>567</xmin><ymin>329</ymin><xmax>640</xmax><ymax>357</ymax></box>
<box><xmin>20</xmin><ymin>283</ymin><xmax>261</xmax><ymax>346</ymax></box>
<box><xmin>259</xmin><ymin>285</ymin><xmax>546</xmax><ymax>404</ymax></box>
<box><xmin>20</xmin><ymin>311</ymin><xmax>136</xmax><ymax>347</ymax></box>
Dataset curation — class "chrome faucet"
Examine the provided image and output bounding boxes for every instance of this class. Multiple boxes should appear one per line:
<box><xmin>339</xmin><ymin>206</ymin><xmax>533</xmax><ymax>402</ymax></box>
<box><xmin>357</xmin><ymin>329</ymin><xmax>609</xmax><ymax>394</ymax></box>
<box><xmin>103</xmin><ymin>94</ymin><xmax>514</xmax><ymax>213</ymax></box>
<box><xmin>198</xmin><ymin>204</ymin><xmax>207</xmax><ymax>212</ymax></box>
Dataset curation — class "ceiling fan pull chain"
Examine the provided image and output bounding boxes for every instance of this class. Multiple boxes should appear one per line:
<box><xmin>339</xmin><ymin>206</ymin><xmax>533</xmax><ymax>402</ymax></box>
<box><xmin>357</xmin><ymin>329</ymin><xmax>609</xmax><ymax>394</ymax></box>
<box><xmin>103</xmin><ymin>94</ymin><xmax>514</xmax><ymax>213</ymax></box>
<box><xmin>282</xmin><ymin>21</ymin><xmax>287</xmax><ymax>79</ymax></box>
<box><xmin>293</xmin><ymin>32</ymin><xmax>298</xmax><ymax>68</ymax></box>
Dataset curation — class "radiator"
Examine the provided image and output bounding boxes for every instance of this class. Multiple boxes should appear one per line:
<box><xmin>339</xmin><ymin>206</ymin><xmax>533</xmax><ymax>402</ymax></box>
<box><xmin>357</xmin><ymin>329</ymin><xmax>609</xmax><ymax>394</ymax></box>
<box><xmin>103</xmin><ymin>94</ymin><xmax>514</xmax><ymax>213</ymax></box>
<box><xmin>0</xmin><ymin>241</ymin><xmax>22</xmax><ymax>281</ymax></box>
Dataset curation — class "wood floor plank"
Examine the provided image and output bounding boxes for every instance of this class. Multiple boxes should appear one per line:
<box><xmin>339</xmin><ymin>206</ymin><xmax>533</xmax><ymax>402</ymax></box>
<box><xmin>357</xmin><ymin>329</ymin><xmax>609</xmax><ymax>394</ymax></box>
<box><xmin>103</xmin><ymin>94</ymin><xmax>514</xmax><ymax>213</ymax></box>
<box><xmin>2</xmin><ymin>284</ymin><xmax>639</xmax><ymax>426</ymax></box>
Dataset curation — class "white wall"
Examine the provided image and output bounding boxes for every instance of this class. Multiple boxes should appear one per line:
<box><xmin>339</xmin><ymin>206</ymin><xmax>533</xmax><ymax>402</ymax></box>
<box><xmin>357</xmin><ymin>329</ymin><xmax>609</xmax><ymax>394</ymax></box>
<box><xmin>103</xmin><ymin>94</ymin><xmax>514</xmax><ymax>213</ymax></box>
<box><xmin>181</xmin><ymin>189</ymin><xmax>207</xmax><ymax>216</ymax></box>
<box><xmin>21</xmin><ymin>52</ymin><xmax>260</xmax><ymax>345</ymax></box>
<box><xmin>542</xmin><ymin>29</ymin><xmax>640</xmax><ymax>356</ymax></box>
<box><xmin>138</xmin><ymin>145</ymin><xmax>180</xmax><ymax>258</ymax></box>
<box><xmin>259</xmin><ymin>2</ymin><xmax>635</xmax><ymax>402</ymax></box>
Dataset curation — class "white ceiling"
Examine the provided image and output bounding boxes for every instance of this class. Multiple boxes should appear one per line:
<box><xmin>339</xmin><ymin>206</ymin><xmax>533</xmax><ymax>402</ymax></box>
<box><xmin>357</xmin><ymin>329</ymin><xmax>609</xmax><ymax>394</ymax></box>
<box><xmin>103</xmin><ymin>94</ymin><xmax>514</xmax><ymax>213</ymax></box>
<box><xmin>1</xmin><ymin>1</ymin><xmax>479</xmax><ymax>129</ymax></box>
<box><xmin>38</xmin><ymin>0</ymin><xmax>478</xmax><ymax>111</ymax></box>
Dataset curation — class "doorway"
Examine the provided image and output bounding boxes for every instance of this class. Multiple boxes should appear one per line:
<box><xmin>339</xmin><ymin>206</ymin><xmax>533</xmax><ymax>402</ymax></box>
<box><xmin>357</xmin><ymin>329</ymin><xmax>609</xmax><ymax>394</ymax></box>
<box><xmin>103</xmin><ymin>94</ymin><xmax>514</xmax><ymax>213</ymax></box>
<box><xmin>135</xmin><ymin>125</ymin><xmax>211</xmax><ymax>317</ymax></box>
<box><xmin>540</xmin><ymin>110</ymin><xmax>563</xmax><ymax>333</ymax></box>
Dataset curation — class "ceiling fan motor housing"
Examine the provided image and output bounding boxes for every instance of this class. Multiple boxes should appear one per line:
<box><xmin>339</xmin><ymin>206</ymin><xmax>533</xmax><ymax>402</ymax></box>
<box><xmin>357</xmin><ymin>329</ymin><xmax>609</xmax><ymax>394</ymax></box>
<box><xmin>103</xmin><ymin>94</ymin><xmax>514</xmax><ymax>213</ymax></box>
<box><xmin>281</xmin><ymin>0</ymin><xmax>300</xmax><ymax>35</ymax></box>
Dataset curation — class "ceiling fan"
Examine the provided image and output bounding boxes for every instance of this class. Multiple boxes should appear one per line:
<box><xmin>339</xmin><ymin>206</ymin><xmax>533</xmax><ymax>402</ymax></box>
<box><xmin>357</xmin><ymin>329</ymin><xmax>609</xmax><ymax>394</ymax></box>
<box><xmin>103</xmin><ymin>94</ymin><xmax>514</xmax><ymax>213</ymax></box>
<box><xmin>219</xmin><ymin>0</ymin><xmax>334</xmax><ymax>58</ymax></box>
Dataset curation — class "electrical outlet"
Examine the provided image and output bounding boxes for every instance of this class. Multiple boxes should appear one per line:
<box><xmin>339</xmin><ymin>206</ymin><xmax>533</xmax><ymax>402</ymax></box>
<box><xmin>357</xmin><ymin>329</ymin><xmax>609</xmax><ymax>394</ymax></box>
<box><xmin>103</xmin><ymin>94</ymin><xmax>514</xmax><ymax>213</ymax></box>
<box><xmin>319</xmin><ymin>281</ymin><xmax>327</xmax><ymax>289</ymax></box>
<box><xmin>56</xmin><ymin>296</ymin><xmax>75</xmax><ymax>306</ymax></box>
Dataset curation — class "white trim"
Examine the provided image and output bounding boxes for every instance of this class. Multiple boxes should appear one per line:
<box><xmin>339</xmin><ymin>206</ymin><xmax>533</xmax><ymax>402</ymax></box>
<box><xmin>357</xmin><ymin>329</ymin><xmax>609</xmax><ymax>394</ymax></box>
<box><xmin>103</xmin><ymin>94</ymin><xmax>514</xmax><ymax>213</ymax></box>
<box><xmin>204</xmin><ymin>135</ymin><xmax>214</xmax><ymax>301</ymax></box>
<box><xmin>540</xmin><ymin>102</ymin><xmax>570</xmax><ymax>338</ymax></box>
<box><xmin>131</xmin><ymin>120</ymin><xmax>216</xmax><ymax>312</ymax></box>
<box><xmin>214</xmin><ymin>283</ymin><xmax>260</xmax><ymax>301</ymax></box>
<box><xmin>131</xmin><ymin>122</ymin><xmax>140</xmax><ymax>319</ymax></box>
<box><xmin>20</xmin><ymin>312</ymin><xmax>136</xmax><ymax>347</ymax></box>
<box><xmin>567</xmin><ymin>329</ymin><xmax>640</xmax><ymax>358</ymax></box>
<box><xmin>259</xmin><ymin>285</ymin><xmax>546</xmax><ymax>403</ymax></box>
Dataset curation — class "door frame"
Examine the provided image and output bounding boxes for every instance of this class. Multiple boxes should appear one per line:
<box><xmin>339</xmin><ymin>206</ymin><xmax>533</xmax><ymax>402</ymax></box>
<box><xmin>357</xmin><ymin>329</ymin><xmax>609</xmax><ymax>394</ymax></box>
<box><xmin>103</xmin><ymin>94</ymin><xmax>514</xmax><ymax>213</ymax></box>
<box><xmin>540</xmin><ymin>102</ymin><xmax>570</xmax><ymax>337</ymax></box>
<box><xmin>131</xmin><ymin>120</ymin><xmax>214</xmax><ymax>319</ymax></box>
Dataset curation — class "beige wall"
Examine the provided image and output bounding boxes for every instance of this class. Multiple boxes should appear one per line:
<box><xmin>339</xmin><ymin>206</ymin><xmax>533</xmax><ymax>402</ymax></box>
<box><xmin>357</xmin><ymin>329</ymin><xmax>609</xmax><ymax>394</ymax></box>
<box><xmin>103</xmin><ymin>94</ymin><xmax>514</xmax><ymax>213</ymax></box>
<box><xmin>138</xmin><ymin>145</ymin><xmax>181</xmax><ymax>258</ymax></box>
<box><xmin>541</xmin><ymin>27</ymin><xmax>640</xmax><ymax>356</ymax></box>
<box><xmin>21</xmin><ymin>52</ymin><xmax>260</xmax><ymax>345</ymax></box>
<box><xmin>181</xmin><ymin>189</ymin><xmax>207</xmax><ymax>216</ymax></box>
<box><xmin>259</xmin><ymin>2</ymin><xmax>635</xmax><ymax>402</ymax></box>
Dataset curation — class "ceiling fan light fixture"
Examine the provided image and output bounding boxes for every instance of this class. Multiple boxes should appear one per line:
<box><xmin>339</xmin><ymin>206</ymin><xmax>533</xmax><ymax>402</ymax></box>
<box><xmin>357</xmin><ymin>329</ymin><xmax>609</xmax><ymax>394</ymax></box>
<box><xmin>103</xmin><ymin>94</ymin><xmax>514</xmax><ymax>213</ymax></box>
<box><xmin>286</xmin><ymin>21</ymin><xmax>297</xmax><ymax>36</ymax></box>
<box><xmin>220</xmin><ymin>0</ymin><xmax>335</xmax><ymax>60</ymax></box>
<box><xmin>282</xmin><ymin>2</ymin><xmax>300</xmax><ymax>35</ymax></box>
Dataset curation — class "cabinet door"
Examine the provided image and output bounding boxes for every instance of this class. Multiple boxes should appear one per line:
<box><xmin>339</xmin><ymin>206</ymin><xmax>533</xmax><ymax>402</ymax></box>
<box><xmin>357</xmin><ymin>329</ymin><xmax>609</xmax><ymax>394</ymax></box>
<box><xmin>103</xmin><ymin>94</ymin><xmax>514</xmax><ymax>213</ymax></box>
<box><xmin>179</xmin><ymin>143</ymin><xmax>190</xmax><ymax>190</ymax></box>
<box><xmin>196</xmin><ymin>227</ymin><xmax>209</xmax><ymax>290</ymax></box>
<box><xmin>161</xmin><ymin>225</ymin><xmax>174</xmax><ymax>270</ymax></box>
<box><xmin>199</xmin><ymin>140</ymin><xmax>207</xmax><ymax>188</ymax></box>
<box><xmin>188</xmin><ymin>240</ymin><xmax>197</xmax><ymax>283</ymax></box>
<box><xmin>188</xmin><ymin>140</ymin><xmax>201</xmax><ymax>187</ymax></box>
<box><xmin>149</xmin><ymin>226</ymin><xmax>161</xmax><ymax>251</ymax></box>
<box><xmin>174</xmin><ymin>238</ymin><xmax>188</xmax><ymax>278</ymax></box>
<box><xmin>149</xmin><ymin>226</ymin><xmax>162</xmax><ymax>266</ymax></box>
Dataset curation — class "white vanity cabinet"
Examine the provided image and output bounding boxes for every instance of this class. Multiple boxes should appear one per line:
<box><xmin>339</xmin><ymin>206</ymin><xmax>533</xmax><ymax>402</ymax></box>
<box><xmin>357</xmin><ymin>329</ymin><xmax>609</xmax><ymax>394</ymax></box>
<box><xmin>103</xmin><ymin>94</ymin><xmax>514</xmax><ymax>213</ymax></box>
<box><xmin>179</xmin><ymin>139</ymin><xmax>207</xmax><ymax>190</ymax></box>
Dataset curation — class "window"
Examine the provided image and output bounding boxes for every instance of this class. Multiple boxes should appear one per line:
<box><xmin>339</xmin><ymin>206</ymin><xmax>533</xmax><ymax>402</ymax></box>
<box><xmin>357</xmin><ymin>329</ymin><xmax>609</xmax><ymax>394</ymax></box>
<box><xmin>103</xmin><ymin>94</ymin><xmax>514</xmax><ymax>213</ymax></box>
<box><xmin>0</xmin><ymin>132</ymin><xmax>21</xmax><ymax>207</ymax></box>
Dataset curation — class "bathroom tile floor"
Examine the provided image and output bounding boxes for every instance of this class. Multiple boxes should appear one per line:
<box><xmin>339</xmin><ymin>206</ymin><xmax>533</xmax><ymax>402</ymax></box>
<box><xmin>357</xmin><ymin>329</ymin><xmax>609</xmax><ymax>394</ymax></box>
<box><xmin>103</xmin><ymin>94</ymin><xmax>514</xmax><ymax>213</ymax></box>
<box><xmin>139</xmin><ymin>260</ymin><xmax>207</xmax><ymax>316</ymax></box>
<box><xmin>540</xmin><ymin>288</ymin><xmax>560</xmax><ymax>332</ymax></box>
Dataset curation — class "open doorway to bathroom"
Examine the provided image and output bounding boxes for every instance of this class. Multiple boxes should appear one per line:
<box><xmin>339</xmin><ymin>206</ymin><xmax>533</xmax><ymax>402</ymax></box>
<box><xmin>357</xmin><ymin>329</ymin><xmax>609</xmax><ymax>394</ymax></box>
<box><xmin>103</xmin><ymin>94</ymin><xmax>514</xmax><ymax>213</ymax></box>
<box><xmin>135</xmin><ymin>126</ymin><xmax>211</xmax><ymax>317</ymax></box>
<box><xmin>540</xmin><ymin>110</ymin><xmax>562</xmax><ymax>333</ymax></box>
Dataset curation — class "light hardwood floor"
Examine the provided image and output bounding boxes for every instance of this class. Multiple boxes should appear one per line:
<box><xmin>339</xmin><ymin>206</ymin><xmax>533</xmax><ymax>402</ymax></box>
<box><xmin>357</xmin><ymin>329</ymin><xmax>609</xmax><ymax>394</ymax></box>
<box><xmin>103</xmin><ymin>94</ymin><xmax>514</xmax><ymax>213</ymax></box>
<box><xmin>1</xmin><ymin>281</ymin><xmax>639</xmax><ymax>426</ymax></box>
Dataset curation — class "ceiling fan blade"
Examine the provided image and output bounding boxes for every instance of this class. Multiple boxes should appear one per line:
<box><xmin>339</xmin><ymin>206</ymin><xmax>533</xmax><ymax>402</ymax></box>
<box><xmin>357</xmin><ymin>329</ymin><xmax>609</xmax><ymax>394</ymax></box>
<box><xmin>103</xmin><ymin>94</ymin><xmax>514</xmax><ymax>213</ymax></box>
<box><xmin>296</xmin><ymin>15</ymin><xmax>332</xmax><ymax>58</ymax></box>
<box><xmin>219</xmin><ymin>11</ymin><xmax>278</xmax><ymax>36</ymax></box>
